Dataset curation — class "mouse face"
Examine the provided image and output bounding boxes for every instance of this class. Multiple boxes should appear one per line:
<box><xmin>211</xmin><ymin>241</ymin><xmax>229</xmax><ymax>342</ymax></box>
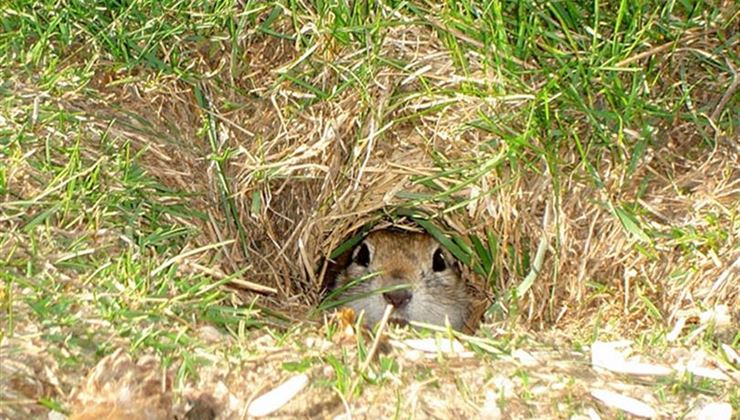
<box><xmin>334</xmin><ymin>230</ymin><xmax>472</xmax><ymax>331</ymax></box>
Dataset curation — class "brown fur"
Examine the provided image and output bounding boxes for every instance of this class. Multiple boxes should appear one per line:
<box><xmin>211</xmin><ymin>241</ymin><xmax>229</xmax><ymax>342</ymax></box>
<box><xmin>334</xmin><ymin>230</ymin><xmax>472</xmax><ymax>331</ymax></box>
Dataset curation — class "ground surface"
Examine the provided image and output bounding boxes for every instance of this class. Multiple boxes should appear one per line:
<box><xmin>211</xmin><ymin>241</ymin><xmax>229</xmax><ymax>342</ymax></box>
<box><xmin>1</xmin><ymin>1</ymin><xmax>738</xmax><ymax>419</ymax></box>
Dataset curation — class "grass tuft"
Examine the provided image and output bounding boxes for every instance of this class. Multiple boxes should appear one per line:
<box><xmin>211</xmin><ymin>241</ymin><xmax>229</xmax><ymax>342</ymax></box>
<box><xmin>1</xmin><ymin>0</ymin><xmax>737</xmax><ymax>418</ymax></box>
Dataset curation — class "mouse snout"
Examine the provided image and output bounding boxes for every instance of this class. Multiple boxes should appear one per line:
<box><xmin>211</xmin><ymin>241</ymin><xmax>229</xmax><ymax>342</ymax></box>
<box><xmin>382</xmin><ymin>289</ymin><xmax>412</xmax><ymax>308</ymax></box>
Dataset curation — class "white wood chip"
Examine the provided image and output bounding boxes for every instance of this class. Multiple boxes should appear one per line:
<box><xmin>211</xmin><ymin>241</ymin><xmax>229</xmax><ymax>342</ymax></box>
<box><xmin>699</xmin><ymin>304</ymin><xmax>731</xmax><ymax>327</ymax></box>
<box><xmin>585</xmin><ymin>407</ymin><xmax>602</xmax><ymax>420</ymax></box>
<box><xmin>590</xmin><ymin>389</ymin><xmax>656</xmax><ymax>418</ymax></box>
<box><xmin>721</xmin><ymin>344</ymin><xmax>739</xmax><ymax>365</ymax></box>
<box><xmin>47</xmin><ymin>412</ymin><xmax>66</xmax><ymax>420</ymax></box>
<box><xmin>399</xmin><ymin>338</ymin><xmax>466</xmax><ymax>354</ymax></box>
<box><xmin>612</xmin><ymin>361</ymin><xmax>673</xmax><ymax>376</ymax></box>
<box><xmin>686</xmin><ymin>366</ymin><xmax>732</xmax><ymax>381</ymax></box>
<box><xmin>591</xmin><ymin>341</ymin><xmax>673</xmax><ymax>376</ymax></box>
<box><xmin>512</xmin><ymin>349</ymin><xmax>539</xmax><ymax>366</ymax></box>
<box><xmin>591</xmin><ymin>340</ymin><xmax>632</xmax><ymax>366</ymax></box>
<box><xmin>479</xmin><ymin>390</ymin><xmax>502</xmax><ymax>419</ymax></box>
<box><xmin>247</xmin><ymin>374</ymin><xmax>309</xmax><ymax>417</ymax></box>
<box><xmin>676</xmin><ymin>349</ymin><xmax>736</xmax><ymax>381</ymax></box>
<box><xmin>666</xmin><ymin>316</ymin><xmax>687</xmax><ymax>342</ymax></box>
<box><xmin>690</xmin><ymin>402</ymin><xmax>732</xmax><ymax>420</ymax></box>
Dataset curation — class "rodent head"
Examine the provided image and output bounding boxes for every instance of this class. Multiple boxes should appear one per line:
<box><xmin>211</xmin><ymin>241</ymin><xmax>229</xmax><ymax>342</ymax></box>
<box><xmin>335</xmin><ymin>230</ymin><xmax>471</xmax><ymax>331</ymax></box>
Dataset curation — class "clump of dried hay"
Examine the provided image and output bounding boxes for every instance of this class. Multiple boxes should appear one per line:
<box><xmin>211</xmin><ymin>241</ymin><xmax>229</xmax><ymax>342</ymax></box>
<box><xmin>65</xmin><ymin>8</ymin><xmax>736</xmax><ymax>334</ymax></box>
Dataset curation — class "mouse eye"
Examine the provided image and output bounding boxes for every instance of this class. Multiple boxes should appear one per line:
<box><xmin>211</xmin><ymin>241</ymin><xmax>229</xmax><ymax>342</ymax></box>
<box><xmin>432</xmin><ymin>248</ymin><xmax>447</xmax><ymax>272</ymax></box>
<box><xmin>353</xmin><ymin>242</ymin><xmax>371</xmax><ymax>267</ymax></box>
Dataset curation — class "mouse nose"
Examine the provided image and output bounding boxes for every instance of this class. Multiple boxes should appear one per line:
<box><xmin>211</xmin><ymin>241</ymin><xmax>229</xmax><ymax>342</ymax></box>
<box><xmin>383</xmin><ymin>289</ymin><xmax>412</xmax><ymax>308</ymax></box>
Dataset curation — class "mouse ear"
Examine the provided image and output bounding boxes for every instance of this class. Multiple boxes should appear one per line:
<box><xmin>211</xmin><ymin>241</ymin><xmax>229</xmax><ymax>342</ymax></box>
<box><xmin>352</xmin><ymin>242</ymin><xmax>372</xmax><ymax>267</ymax></box>
<box><xmin>432</xmin><ymin>247</ymin><xmax>447</xmax><ymax>272</ymax></box>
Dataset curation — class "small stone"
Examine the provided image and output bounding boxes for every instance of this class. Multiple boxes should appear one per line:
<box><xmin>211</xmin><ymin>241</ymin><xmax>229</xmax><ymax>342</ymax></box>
<box><xmin>688</xmin><ymin>402</ymin><xmax>732</xmax><ymax>420</ymax></box>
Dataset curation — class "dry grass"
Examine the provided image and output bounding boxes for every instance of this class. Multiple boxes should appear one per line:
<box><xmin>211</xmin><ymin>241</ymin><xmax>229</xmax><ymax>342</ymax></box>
<box><xmin>1</xmin><ymin>0</ymin><xmax>738</xmax><ymax>418</ymax></box>
<box><xmin>83</xmin><ymin>6</ymin><xmax>738</xmax><ymax>330</ymax></box>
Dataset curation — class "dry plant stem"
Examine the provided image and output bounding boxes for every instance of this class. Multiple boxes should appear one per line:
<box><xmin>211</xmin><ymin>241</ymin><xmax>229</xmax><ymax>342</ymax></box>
<box><xmin>348</xmin><ymin>304</ymin><xmax>393</xmax><ymax>399</ymax></box>
<box><xmin>151</xmin><ymin>239</ymin><xmax>236</xmax><ymax>276</ymax></box>
<box><xmin>3</xmin><ymin>2</ymin><xmax>738</xmax><ymax>418</ymax></box>
<box><xmin>516</xmin><ymin>201</ymin><xmax>551</xmax><ymax>298</ymax></box>
<box><xmin>710</xmin><ymin>59</ymin><xmax>738</xmax><ymax>122</ymax></box>
<box><xmin>1</xmin><ymin>157</ymin><xmax>105</xmax><ymax>208</ymax></box>
<box><xmin>185</xmin><ymin>262</ymin><xmax>277</xmax><ymax>294</ymax></box>
<box><xmin>423</xmin><ymin>16</ymin><xmax>534</xmax><ymax>70</ymax></box>
<box><xmin>615</xmin><ymin>31</ymin><xmax>702</xmax><ymax>67</ymax></box>
<box><xmin>333</xmin><ymin>385</ymin><xmax>353</xmax><ymax>420</ymax></box>
<box><xmin>243</xmin><ymin>382</ymin><xmax>270</xmax><ymax>419</ymax></box>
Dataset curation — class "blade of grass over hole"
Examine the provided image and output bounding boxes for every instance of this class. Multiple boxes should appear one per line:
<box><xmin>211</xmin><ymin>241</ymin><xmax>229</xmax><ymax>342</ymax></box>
<box><xmin>627</xmin><ymin>129</ymin><xmax>650</xmax><ymax>179</ymax></box>
<box><xmin>250</xmin><ymin>190</ymin><xmax>261</xmax><ymax>216</ymax></box>
<box><xmin>321</xmin><ymin>283</ymin><xmax>414</xmax><ymax>314</ymax></box>
<box><xmin>439</xmin><ymin>177</ymin><xmax>518</xmax><ymax>215</ymax></box>
<box><xmin>450</xmin><ymin>234</ymin><xmax>473</xmax><ymax>257</ymax></box>
<box><xmin>257</xmin><ymin>5</ymin><xmax>291</xmax><ymax>39</ymax></box>
<box><xmin>22</xmin><ymin>203</ymin><xmax>61</xmax><ymax>233</ymax></box>
<box><xmin>612</xmin><ymin>204</ymin><xmax>651</xmax><ymax>243</ymax></box>
<box><xmin>316</xmin><ymin>272</ymin><xmax>384</xmax><ymax>312</ymax></box>
<box><xmin>329</xmin><ymin>229</ymin><xmax>370</xmax><ymax>260</ymax></box>
<box><xmin>411</xmin><ymin>152</ymin><xmax>507</xmax><ymax>202</ymax></box>
<box><xmin>280</xmin><ymin>73</ymin><xmax>329</xmax><ymax>100</ymax></box>
<box><xmin>409</xmin><ymin>217</ymin><xmax>472</xmax><ymax>268</ymax></box>
<box><xmin>470</xmin><ymin>234</ymin><xmax>493</xmax><ymax>276</ymax></box>
<box><xmin>318</xmin><ymin>273</ymin><xmax>374</xmax><ymax>308</ymax></box>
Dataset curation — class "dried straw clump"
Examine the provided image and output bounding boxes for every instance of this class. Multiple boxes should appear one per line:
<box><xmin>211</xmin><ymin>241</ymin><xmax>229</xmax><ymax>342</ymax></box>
<box><xmin>549</xmin><ymin>136</ymin><xmax>738</xmax><ymax>334</ymax></box>
<box><xmin>217</xmin><ymin>20</ymin><xmax>738</xmax><ymax>332</ymax></box>
<box><xmin>222</xmin><ymin>23</ymin><xmax>537</xmax><ymax>312</ymax></box>
<box><xmin>50</xmin><ymin>10</ymin><xmax>735</xmax><ymax>333</ymax></box>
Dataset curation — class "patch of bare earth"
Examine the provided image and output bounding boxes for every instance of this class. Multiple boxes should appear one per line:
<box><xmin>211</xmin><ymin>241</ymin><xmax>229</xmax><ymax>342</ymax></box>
<box><xmin>40</xmin><ymin>316</ymin><xmax>737</xmax><ymax>419</ymax></box>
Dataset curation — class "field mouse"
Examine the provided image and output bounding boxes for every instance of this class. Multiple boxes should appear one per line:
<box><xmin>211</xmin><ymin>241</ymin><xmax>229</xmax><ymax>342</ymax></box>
<box><xmin>333</xmin><ymin>230</ymin><xmax>472</xmax><ymax>331</ymax></box>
